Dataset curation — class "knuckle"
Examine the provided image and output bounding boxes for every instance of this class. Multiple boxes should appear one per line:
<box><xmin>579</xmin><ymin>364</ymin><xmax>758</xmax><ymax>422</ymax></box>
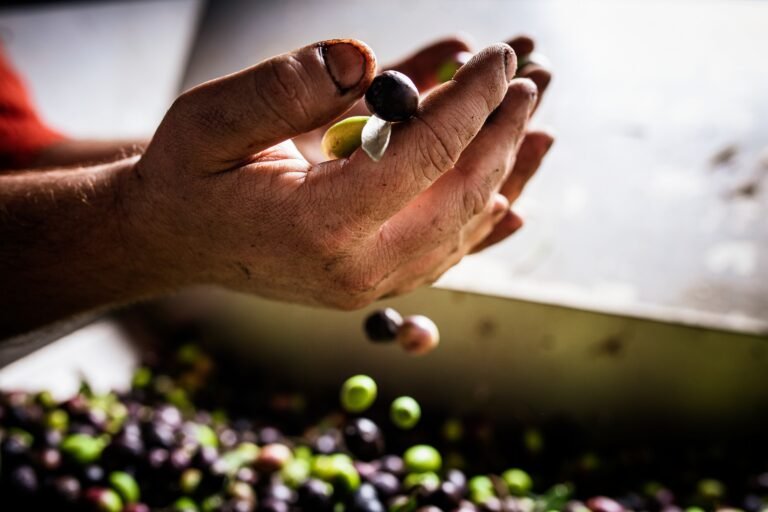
<box><xmin>168</xmin><ymin>89</ymin><xmax>234</xmax><ymax>144</ymax></box>
<box><xmin>413</xmin><ymin>117</ymin><xmax>462</xmax><ymax>180</ymax></box>
<box><xmin>333</xmin><ymin>293</ymin><xmax>374</xmax><ymax>312</ymax></box>
<box><xmin>336</xmin><ymin>268</ymin><xmax>382</xmax><ymax>297</ymax></box>
<box><xmin>462</xmin><ymin>186</ymin><xmax>488</xmax><ymax>219</ymax></box>
<box><xmin>327</xmin><ymin>271</ymin><xmax>379</xmax><ymax>311</ymax></box>
<box><xmin>255</xmin><ymin>57</ymin><xmax>313</xmax><ymax>130</ymax></box>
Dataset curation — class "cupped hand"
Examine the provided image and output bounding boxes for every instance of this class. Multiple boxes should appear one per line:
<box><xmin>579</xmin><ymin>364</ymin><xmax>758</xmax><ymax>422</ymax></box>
<box><xmin>121</xmin><ymin>38</ymin><xmax>549</xmax><ymax>309</ymax></box>
<box><xmin>293</xmin><ymin>35</ymin><xmax>554</xmax><ymax>259</ymax></box>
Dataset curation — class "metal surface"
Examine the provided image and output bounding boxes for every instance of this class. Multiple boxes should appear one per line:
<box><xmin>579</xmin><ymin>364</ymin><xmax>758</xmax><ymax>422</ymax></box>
<box><xmin>153</xmin><ymin>286</ymin><xmax>768</xmax><ymax>434</ymax></box>
<box><xmin>183</xmin><ymin>0</ymin><xmax>768</xmax><ymax>334</ymax></box>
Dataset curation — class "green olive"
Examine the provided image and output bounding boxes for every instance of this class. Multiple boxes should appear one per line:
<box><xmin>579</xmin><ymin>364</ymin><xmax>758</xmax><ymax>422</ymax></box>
<box><xmin>321</xmin><ymin>116</ymin><xmax>370</xmax><ymax>159</ymax></box>
<box><xmin>340</xmin><ymin>374</ymin><xmax>377</xmax><ymax>413</ymax></box>
<box><xmin>469</xmin><ymin>475</ymin><xmax>495</xmax><ymax>504</ymax></box>
<box><xmin>173</xmin><ymin>496</ymin><xmax>198</xmax><ymax>512</ymax></box>
<box><xmin>437</xmin><ymin>51</ymin><xmax>473</xmax><ymax>83</ymax></box>
<box><xmin>404</xmin><ymin>444</ymin><xmax>442</xmax><ymax>473</ymax></box>
<box><xmin>180</xmin><ymin>468</ymin><xmax>203</xmax><ymax>495</ymax></box>
<box><xmin>390</xmin><ymin>396</ymin><xmax>421</xmax><ymax>430</ymax></box>
<box><xmin>109</xmin><ymin>471</ymin><xmax>140</xmax><ymax>503</ymax></box>
<box><xmin>403</xmin><ymin>471</ymin><xmax>440</xmax><ymax>491</ymax></box>
<box><xmin>502</xmin><ymin>468</ymin><xmax>533</xmax><ymax>495</ymax></box>
<box><xmin>60</xmin><ymin>433</ymin><xmax>107</xmax><ymax>464</ymax></box>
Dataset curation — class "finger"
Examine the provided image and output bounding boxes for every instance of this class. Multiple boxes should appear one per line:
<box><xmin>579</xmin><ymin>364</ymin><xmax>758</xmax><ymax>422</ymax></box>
<box><xmin>157</xmin><ymin>39</ymin><xmax>376</xmax><ymax>172</ymax></box>
<box><xmin>499</xmin><ymin>130</ymin><xmax>554</xmax><ymax>203</ymax></box>
<box><xmin>451</xmin><ymin>78</ymin><xmax>537</xmax><ymax>188</ymax></box>
<box><xmin>518</xmin><ymin>65</ymin><xmax>551</xmax><ymax>113</ymax></box>
<box><xmin>506</xmin><ymin>35</ymin><xmax>535</xmax><ymax>58</ymax></box>
<box><xmin>332</xmin><ymin>43</ymin><xmax>516</xmax><ymax>226</ymax></box>
<box><xmin>380</xmin><ymin>78</ymin><xmax>535</xmax><ymax>260</ymax></box>
<box><xmin>378</xmin><ymin>194</ymin><xmax>508</xmax><ymax>296</ymax></box>
<box><xmin>471</xmin><ymin>131</ymin><xmax>553</xmax><ymax>253</ymax></box>
<box><xmin>470</xmin><ymin>210</ymin><xmax>524</xmax><ymax>253</ymax></box>
<box><xmin>387</xmin><ymin>36</ymin><xmax>473</xmax><ymax>91</ymax></box>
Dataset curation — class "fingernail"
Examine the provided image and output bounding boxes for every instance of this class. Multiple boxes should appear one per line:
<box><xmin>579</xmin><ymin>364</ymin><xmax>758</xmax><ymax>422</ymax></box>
<box><xmin>321</xmin><ymin>40</ymin><xmax>370</xmax><ymax>92</ymax></box>
<box><xmin>504</xmin><ymin>46</ymin><xmax>517</xmax><ymax>83</ymax></box>
<box><xmin>513</xmin><ymin>78</ymin><xmax>539</xmax><ymax>113</ymax></box>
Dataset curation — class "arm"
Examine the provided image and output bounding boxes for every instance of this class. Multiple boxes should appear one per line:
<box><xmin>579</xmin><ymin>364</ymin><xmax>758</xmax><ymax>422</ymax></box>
<box><xmin>0</xmin><ymin>158</ymin><xmax>170</xmax><ymax>338</ymax></box>
<box><xmin>27</xmin><ymin>139</ymin><xmax>148</xmax><ymax>169</ymax></box>
<box><xmin>2</xmin><ymin>37</ymin><xmax>552</xmax><ymax>340</ymax></box>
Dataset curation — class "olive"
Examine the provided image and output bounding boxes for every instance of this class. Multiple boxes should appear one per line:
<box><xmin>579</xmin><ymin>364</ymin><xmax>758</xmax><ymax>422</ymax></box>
<box><xmin>368</xmin><ymin>471</ymin><xmax>400</xmax><ymax>500</ymax></box>
<box><xmin>102</xmin><ymin>432</ymin><xmax>144</xmax><ymax>468</ymax></box>
<box><xmin>340</xmin><ymin>375</ymin><xmax>378</xmax><ymax>413</ymax></box>
<box><xmin>258</xmin><ymin>426</ymin><xmax>283</xmax><ymax>445</ymax></box>
<box><xmin>82</xmin><ymin>463</ymin><xmax>106</xmax><ymax>486</ymax></box>
<box><xmin>501</xmin><ymin>468</ymin><xmax>533</xmax><ymax>496</ymax></box>
<box><xmin>124</xmin><ymin>504</ymin><xmax>151</xmax><ymax>512</ymax></box>
<box><xmin>297</xmin><ymin>478</ymin><xmax>334</xmax><ymax>511</ymax></box>
<box><xmin>586</xmin><ymin>496</ymin><xmax>626</xmax><ymax>512</ymax></box>
<box><xmin>109</xmin><ymin>470</ymin><xmax>141</xmax><ymax>504</ymax></box>
<box><xmin>437</xmin><ymin>51</ymin><xmax>473</xmax><ymax>83</ymax></box>
<box><xmin>173</xmin><ymin>496</ymin><xmax>198</xmax><ymax>512</ymax></box>
<box><xmin>344</xmin><ymin>418</ymin><xmax>385</xmax><ymax>461</ymax></box>
<box><xmin>313</xmin><ymin>432</ymin><xmax>340</xmax><ymax>454</ymax></box>
<box><xmin>446</xmin><ymin>469</ymin><xmax>467</xmax><ymax>493</ymax></box>
<box><xmin>404</xmin><ymin>445</ymin><xmax>442</xmax><ymax>473</ymax></box>
<box><xmin>468</xmin><ymin>475</ymin><xmax>495</xmax><ymax>504</ymax></box>
<box><xmin>9</xmin><ymin>465</ymin><xmax>38</xmax><ymax>495</ymax></box>
<box><xmin>180</xmin><ymin>467</ymin><xmax>203</xmax><ymax>494</ymax></box>
<box><xmin>321</xmin><ymin>116</ymin><xmax>369</xmax><ymax>159</ymax></box>
<box><xmin>379</xmin><ymin>455</ymin><xmax>405</xmax><ymax>476</ymax></box>
<box><xmin>364</xmin><ymin>308</ymin><xmax>403</xmax><ymax>342</ymax></box>
<box><xmin>365</xmin><ymin>71</ymin><xmax>419</xmax><ymax>122</ymax></box>
<box><xmin>396</xmin><ymin>315</ymin><xmax>440</xmax><ymax>355</ymax></box>
<box><xmin>50</xmin><ymin>475</ymin><xmax>81</xmax><ymax>503</ymax></box>
<box><xmin>258</xmin><ymin>498</ymin><xmax>289</xmax><ymax>512</ymax></box>
<box><xmin>256</xmin><ymin>443</ymin><xmax>293</xmax><ymax>472</ymax></box>
<box><xmin>390</xmin><ymin>396</ymin><xmax>421</xmax><ymax>430</ymax></box>
<box><xmin>697</xmin><ymin>479</ymin><xmax>725</xmax><ymax>500</ymax></box>
<box><xmin>39</xmin><ymin>447</ymin><xmax>62</xmax><ymax>471</ymax></box>
<box><xmin>85</xmin><ymin>487</ymin><xmax>124</xmax><ymax>512</ymax></box>
<box><xmin>428</xmin><ymin>480</ymin><xmax>464</xmax><ymax>509</ymax></box>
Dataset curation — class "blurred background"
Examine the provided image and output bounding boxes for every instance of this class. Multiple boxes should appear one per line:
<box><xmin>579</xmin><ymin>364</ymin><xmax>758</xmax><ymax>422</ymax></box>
<box><xmin>1</xmin><ymin>0</ymin><xmax>767</xmax><ymax>433</ymax></box>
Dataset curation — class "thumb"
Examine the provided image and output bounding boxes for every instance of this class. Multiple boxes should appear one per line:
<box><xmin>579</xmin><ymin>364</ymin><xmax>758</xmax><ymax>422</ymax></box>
<box><xmin>156</xmin><ymin>39</ymin><xmax>376</xmax><ymax>172</ymax></box>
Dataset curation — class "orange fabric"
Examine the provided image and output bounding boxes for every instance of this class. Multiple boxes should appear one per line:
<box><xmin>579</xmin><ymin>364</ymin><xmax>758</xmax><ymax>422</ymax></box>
<box><xmin>0</xmin><ymin>45</ymin><xmax>65</xmax><ymax>169</ymax></box>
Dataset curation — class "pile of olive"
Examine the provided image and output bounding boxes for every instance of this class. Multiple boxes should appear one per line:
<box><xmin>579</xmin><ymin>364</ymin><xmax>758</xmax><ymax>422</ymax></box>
<box><xmin>1</xmin><ymin>339</ymin><xmax>767</xmax><ymax>512</ymax></box>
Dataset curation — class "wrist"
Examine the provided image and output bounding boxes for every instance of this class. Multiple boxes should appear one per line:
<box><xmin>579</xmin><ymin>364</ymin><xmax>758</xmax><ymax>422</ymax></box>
<box><xmin>112</xmin><ymin>155</ymin><xmax>199</xmax><ymax>294</ymax></box>
<box><xmin>0</xmin><ymin>158</ymin><xmax>172</xmax><ymax>337</ymax></box>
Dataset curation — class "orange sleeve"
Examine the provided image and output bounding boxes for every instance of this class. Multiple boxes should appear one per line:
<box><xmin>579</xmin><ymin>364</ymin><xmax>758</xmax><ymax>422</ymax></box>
<box><xmin>0</xmin><ymin>44</ymin><xmax>66</xmax><ymax>170</ymax></box>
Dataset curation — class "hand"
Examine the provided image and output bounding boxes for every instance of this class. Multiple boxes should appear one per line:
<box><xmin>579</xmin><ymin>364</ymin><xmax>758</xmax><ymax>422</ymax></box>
<box><xmin>293</xmin><ymin>35</ymin><xmax>554</xmax><ymax>261</ymax></box>
<box><xmin>121</xmin><ymin>38</ymin><xmax>543</xmax><ymax>309</ymax></box>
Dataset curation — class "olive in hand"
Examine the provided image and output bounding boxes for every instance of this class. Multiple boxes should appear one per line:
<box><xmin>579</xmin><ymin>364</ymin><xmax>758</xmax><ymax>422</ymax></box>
<box><xmin>364</xmin><ymin>70</ymin><xmax>419</xmax><ymax>122</ymax></box>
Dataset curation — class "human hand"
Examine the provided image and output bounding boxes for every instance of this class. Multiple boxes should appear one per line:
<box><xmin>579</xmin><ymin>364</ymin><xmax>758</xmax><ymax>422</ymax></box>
<box><xmin>293</xmin><ymin>35</ymin><xmax>554</xmax><ymax>260</ymax></box>
<box><xmin>121</xmin><ymin>38</ymin><xmax>542</xmax><ymax>309</ymax></box>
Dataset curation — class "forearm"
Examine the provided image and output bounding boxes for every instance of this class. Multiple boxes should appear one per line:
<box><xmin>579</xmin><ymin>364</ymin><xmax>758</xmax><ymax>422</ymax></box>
<box><xmin>0</xmin><ymin>156</ymin><xmax>164</xmax><ymax>339</ymax></box>
<box><xmin>27</xmin><ymin>138</ymin><xmax>148</xmax><ymax>169</ymax></box>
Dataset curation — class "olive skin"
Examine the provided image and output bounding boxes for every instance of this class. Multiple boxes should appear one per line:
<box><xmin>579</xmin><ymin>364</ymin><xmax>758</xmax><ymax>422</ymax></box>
<box><xmin>365</xmin><ymin>71</ymin><xmax>419</xmax><ymax>122</ymax></box>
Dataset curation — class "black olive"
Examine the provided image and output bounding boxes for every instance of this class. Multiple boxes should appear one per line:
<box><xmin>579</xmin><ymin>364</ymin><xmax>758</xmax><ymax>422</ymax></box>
<box><xmin>365</xmin><ymin>71</ymin><xmax>419</xmax><ymax>122</ymax></box>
